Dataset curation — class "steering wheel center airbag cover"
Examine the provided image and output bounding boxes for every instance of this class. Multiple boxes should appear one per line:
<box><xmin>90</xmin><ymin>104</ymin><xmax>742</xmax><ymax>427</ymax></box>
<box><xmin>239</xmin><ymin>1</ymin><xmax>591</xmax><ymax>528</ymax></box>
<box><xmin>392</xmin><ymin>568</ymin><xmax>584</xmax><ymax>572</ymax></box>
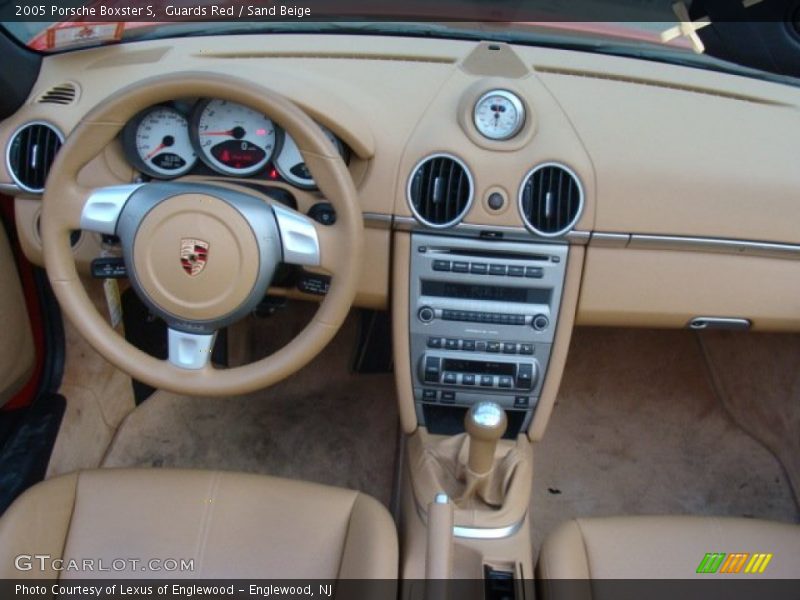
<box><xmin>117</xmin><ymin>182</ymin><xmax>280</xmax><ymax>332</ymax></box>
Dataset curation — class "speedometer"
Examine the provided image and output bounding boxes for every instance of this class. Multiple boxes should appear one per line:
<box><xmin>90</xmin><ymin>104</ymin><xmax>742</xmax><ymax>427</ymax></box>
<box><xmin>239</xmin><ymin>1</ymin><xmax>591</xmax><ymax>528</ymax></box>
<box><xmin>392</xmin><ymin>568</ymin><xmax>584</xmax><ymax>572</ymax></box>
<box><xmin>122</xmin><ymin>106</ymin><xmax>197</xmax><ymax>179</ymax></box>
<box><xmin>191</xmin><ymin>99</ymin><xmax>276</xmax><ymax>176</ymax></box>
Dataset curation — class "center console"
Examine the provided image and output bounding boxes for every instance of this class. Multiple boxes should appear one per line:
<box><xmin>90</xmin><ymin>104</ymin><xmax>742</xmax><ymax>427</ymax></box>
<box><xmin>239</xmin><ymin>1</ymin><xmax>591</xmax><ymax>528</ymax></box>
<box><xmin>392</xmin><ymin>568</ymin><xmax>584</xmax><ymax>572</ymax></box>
<box><xmin>409</xmin><ymin>233</ymin><xmax>568</xmax><ymax>437</ymax></box>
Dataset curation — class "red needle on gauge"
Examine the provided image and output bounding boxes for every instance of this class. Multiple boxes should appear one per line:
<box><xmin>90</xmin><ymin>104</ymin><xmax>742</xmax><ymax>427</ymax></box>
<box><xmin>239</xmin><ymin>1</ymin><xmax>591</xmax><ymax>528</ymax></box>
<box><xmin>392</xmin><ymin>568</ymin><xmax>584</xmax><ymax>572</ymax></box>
<box><xmin>145</xmin><ymin>144</ymin><xmax>165</xmax><ymax>159</ymax></box>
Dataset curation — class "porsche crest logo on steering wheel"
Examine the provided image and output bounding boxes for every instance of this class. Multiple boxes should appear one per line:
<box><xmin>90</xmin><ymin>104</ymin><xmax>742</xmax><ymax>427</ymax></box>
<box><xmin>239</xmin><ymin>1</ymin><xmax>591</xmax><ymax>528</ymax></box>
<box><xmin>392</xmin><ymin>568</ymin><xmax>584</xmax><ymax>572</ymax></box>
<box><xmin>180</xmin><ymin>238</ymin><xmax>209</xmax><ymax>277</ymax></box>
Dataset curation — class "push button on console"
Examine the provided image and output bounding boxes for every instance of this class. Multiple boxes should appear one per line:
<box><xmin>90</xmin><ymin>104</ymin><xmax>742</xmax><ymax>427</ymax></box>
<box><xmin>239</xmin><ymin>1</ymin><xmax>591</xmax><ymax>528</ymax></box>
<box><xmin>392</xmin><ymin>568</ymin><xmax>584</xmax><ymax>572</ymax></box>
<box><xmin>480</xmin><ymin>375</ymin><xmax>494</xmax><ymax>387</ymax></box>
<box><xmin>498</xmin><ymin>376</ymin><xmax>514</xmax><ymax>388</ymax></box>
<box><xmin>516</xmin><ymin>364</ymin><xmax>534</xmax><ymax>390</ymax></box>
<box><xmin>462</xmin><ymin>374</ymin><xmax>476</xmax><ymax>386</ymax></box>
<box><xmin>452</xmin><ymin>261</ymin><xmax>469</xmax><ymax>273</ymax></box>
<box><xmin>486</xmin><ymin>341</ymin><xmax>501</xmax><ymax>353</ymax></box>
<box><xmin>445</xmin><ymin>338</ymin><xmax>459</xmax><ymax>350</ymax></box>
<box><xmin>470</xmin><ymin>263</ymin><xmax>488</xmax><ymax>274</ymax></box>
<box><xmin>489</xmin><ymin>264</ymin><xmax>507</xmax><ymax>276</ymax></box>
<box><xmin>507</xmin><ymin>265</ymin><xmax>524</xmax><ymax>277</ymax></box>
<box><xmin>427</xmin><ymin>337</ymin><xmax>442</xmax><ymax>349</ymax></box>
<box><xmin>432</xmin><ymin>260</ymin><xmax>451</xmax><ymax>272</ymax></box>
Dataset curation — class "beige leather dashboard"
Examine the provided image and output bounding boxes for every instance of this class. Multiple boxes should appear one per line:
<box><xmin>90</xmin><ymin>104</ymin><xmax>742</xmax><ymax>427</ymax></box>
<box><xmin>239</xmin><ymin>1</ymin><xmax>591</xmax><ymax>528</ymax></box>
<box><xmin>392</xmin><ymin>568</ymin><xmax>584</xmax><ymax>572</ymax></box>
<box><xmin>2</xmin><ymin>33</ymin><xmax>800</xmax><ymax>329</ymax></box>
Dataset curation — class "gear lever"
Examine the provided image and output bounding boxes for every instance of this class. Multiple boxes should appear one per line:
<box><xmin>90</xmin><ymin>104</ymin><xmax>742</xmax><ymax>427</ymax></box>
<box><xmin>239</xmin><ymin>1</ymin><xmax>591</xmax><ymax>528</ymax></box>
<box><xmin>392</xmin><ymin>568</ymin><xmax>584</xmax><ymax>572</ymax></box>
<box><xmin>464</xmin><ymin>401</ymin><xmax>507</xmax><ymax>475</ymax></box>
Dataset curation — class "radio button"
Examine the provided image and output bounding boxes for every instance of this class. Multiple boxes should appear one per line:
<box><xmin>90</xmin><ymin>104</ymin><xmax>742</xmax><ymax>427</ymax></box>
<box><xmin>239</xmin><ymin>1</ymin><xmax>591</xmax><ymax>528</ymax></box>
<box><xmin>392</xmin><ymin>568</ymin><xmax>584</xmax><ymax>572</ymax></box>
<box><xmin>422</xmin><ymin>389</ymin><xmax>437</xmax><ymax>401</ymax></box>
<box><xmin>507</xmin><ymin>265</ymin><xmax>524</xmax><ymax>277</ymax></box>
<box><xmin>532</xmin><ymin>315</ymin><xmax>550</xmax><ymax>331</ymax></box>
<box><xmin>525</xmin><ymin>266</ymin><xmax>544</xmax><ymax>278</ymax></box>
<box><xmin>445</xmin><ymin>338</ymin><xmax>459</xmax><ymax>350</ymax></box>
<box><xmin>516</xmin><ymin>364</ymin><xmax>534</xmax><ymax>390</ymax></box>
<box><xmin>418</xmin><ymin>306</ymin><xmax>435</xmax><ymax>323</ymax></box>
<box><xmin>427</xmin><ymin>337</ymin><xmax>442</xmax><ymax>349</ymax></box>
<box><xmin>519</xmin><ymin>343</ymin><xmax>534</xmax><ymax>355</ymax></box>
<box><xmin>432</xmin><ymin>260</ymin><xmax>451</xmax><ymax>272</ymax></box>
<box><xmin>487</xmin><ymin>341</ymin><xmax>501</xmax><ymax>353</ymax></box>
<box><xmin>462</xmin><ymin>339</ymin><xmax>476</xmax><ymax>351</ymax></box>
<box><xmin>470</xmin><ymin>262</ymin><xmax>488</xmax><ymax>274</ymax></box>
<box><xmin>441</xmin><ymin>391</ymin><xmax>456</xmax><ymax>403</ymax></box>
<box><xmin>462</xmin><ymin>374</ymin><xmax>476</xmax><ymax>386</ymax></box>
<box><xmin>489</xmin><ymin>264</ymin><xmax>507</xmax><ymax>276</ymax></box>
<box><xmin>499</xmin><ymin>375</ymin><xmax>514</xmax><ymax>388</ymax></box>
<box><xmin>424</xmin><ymin>357</ymin><xmax>441</xmax><ymax>382</ymax></box>
<box><xmin>443</xmin><ymin>372</ymin><xmax>458</xmax><ymax>385</ymax></box>
<box><xmin>452</xmin><ymin>261</ymin><xmax>469</xmax><ymax>273</ymax></box>
<box><xmin>480</xmin><ymin>375</ymin><xmax>495</xmax><ymax>387</ymax></box>
<box><xmin>513</xmin><ymin>315</ymin><xmax>526</xmax><ymax>325</ymax></box>
<box><xmin>475</xmin><ymin>341</ymin><xmax>487</xmax><ymax>352</ymax></box>
<box><xmin>503</xmin><ymin>343</ymin><xmax>517</xmax><ymax>354</ymax></box>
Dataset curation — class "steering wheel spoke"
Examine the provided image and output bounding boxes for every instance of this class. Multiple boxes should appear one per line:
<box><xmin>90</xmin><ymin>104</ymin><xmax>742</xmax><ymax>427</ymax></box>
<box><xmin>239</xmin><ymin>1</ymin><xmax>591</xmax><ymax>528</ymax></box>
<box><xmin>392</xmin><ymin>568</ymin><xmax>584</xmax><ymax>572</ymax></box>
<box><xmin>272</xmin><ymin>204</ymin><xmax>322</xmax><ymax>268</ymax></box>
<box><xmin>80</xmin><ymin>184</ymin><xmax>144</xmax><ymax>235</ymax></box>
<box><xmin>167</xmin><ymin>328</ymin><xmax>216</xmax><ymax>370</ymax></box>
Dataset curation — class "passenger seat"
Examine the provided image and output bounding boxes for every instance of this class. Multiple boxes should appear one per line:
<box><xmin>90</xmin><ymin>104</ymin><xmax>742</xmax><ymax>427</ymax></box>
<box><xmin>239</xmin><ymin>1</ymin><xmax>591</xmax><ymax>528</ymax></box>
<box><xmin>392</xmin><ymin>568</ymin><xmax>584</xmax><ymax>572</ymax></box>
<box><xmin>538</xmin><ymin>515</ymin><xmax>800</xmax><ymax>580</ymax></box>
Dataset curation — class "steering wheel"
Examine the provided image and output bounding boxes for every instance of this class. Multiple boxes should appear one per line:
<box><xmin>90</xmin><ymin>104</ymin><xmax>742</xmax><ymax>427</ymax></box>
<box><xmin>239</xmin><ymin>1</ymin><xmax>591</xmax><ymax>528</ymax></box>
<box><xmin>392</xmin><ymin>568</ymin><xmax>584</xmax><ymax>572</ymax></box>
<box><xmin>40</xmin><ymin>73</ymin><xmax>364</xmax><ymax>396</ymax></box>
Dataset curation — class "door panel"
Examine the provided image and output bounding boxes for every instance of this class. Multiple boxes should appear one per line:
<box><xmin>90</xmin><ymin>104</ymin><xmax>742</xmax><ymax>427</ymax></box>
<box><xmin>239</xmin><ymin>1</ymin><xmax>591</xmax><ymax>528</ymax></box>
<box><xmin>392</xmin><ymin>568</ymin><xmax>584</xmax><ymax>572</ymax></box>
<box><xmin>0</xmin><ymin>222</ymin><xmax>34</xmax><ymax>406</ymax></box>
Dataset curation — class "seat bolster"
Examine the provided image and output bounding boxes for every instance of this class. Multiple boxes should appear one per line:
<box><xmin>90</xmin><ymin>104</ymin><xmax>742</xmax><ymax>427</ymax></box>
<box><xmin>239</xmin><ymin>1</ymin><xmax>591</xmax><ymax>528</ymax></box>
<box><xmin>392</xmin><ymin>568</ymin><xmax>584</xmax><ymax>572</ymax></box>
<box><xmin>338</xmin><ymin>493</ymin><xmax>398</xmax><ymax>579</ymax></box>
<box><xmin>537</xmin><ymin>519</ymin><xmax>591</xmax><ymax>579</ymax></box>
<box><xmin>0</xmin><ymin>472</ymin><xmax>79</xmax><ymax>578</ymax></box>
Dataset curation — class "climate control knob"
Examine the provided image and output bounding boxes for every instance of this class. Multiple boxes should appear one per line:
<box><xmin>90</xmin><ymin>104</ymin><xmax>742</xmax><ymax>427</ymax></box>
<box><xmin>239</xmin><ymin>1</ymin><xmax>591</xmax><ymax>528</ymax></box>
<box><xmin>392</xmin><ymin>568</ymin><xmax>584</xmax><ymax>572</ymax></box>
<box><xmin>418</xmin><ymin>306</ymin><xmax>435</xmax><ymax>323</ymax></box>
<box><xmin>532</xmin><ymin>314</ymin><xmax>549</xmax><ymax>331</ymax></box>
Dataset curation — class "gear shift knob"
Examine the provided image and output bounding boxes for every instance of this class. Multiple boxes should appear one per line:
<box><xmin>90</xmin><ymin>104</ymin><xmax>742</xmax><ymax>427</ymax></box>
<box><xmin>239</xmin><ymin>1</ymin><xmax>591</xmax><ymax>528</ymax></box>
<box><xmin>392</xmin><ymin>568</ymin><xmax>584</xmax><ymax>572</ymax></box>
<box><xmin>465</xmin><ymin>401</ymin><xmax>507</xmax><ymax>475</ymax></box>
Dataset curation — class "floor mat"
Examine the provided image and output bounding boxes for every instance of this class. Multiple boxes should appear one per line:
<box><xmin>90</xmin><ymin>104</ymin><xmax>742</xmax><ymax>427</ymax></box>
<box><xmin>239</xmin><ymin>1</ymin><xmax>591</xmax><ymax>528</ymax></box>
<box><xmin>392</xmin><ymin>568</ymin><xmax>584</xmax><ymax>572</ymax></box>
<box><xmin>531</xmin><ymin>328</ymin><xmax>799</xmax><ymax>558</ymax></box>
<box><xmin>102</xmin><ymin>304</ymin><xmax>399</xmax><ymax>507</ymax></box>
<box><xmin>698</xmin><ymin>330</ymin><xmax>800</xmax><ymax>505</ymax></box>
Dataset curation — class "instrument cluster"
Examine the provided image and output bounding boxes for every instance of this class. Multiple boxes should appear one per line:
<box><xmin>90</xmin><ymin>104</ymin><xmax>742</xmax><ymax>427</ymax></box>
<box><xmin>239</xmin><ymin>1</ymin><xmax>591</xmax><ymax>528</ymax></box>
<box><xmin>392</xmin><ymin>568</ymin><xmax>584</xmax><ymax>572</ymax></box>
<box><xmin>121</xmin><ymin>99</ymin><xmax>349</xmax><ymax>190</ymax></box>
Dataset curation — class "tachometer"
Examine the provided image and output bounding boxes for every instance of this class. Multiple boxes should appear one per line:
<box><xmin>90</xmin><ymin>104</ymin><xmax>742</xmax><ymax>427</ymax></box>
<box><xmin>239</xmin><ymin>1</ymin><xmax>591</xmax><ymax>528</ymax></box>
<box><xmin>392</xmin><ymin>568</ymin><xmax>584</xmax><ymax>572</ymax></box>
<box><xmin>192</xmin><ymin>99</ymin><xmax>276</xmax><ymax>176</ymax></box>
<box><xmin>122</xmin><ymin>106</ymin><xmax>197</xmax><ymax>178</ymax></box>
<box><xmin>274</xmin><ymin>124</ymin><xmax>347</xmax><ymax>189</ymax></box>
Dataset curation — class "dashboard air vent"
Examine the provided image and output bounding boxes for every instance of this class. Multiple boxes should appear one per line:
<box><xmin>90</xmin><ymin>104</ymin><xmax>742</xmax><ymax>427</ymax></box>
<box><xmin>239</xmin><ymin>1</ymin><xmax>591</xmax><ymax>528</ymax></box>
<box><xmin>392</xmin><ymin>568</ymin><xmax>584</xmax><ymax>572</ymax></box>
<box><xmin>518</xmin><ymin>163</ymin><xmax>584</xmax><ymax>237</ymax></box>
<box><xmin>6</xmin><ymin>122</ymin><xmax>64</xmax><ymax>193</ymax></box>
<box><xmin>37</xmin><ymin>82</ymin><xmax>78</xmax><ymax>105</ymax></box>
<box><xmin>407</xmin><ymin>154</ymin><xmax>473</xmax><ymax>228</ymax></box>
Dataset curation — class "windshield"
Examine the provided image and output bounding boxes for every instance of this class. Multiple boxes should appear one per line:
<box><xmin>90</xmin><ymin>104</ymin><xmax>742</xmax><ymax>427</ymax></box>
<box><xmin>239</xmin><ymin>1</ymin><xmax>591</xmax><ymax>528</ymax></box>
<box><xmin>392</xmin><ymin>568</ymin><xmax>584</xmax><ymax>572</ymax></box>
<box><xmin>2</xmin><ymin>1</ymin><xmax>798</xmax><ymax>84</ymax></box>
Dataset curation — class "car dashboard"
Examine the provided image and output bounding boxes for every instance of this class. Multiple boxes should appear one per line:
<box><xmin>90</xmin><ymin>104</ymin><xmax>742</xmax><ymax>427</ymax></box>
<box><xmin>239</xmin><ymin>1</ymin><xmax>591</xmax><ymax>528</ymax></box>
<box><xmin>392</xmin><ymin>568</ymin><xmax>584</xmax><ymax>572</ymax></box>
<box><xmin>2</xmin><ymin>32</ymin><xmax>800</xmax><ymax>438</ymax></box>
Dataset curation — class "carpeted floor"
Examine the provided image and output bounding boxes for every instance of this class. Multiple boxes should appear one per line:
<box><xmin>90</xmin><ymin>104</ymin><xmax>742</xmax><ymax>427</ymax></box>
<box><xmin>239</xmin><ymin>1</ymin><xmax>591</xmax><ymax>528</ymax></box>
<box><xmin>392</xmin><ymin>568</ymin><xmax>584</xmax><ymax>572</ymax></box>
<box><xmin>100</xmin><ymin>313</ymin><xmax>799</xmax><ymax>556</ymax></box>
<box><xmin>102</xmin><ymin>304</ymin><xmax>400</xmax><ymax>507</ymax></box>
<box><xmin>530</xmin><ymin>327</ymin><xmax>799</xmax><ymax>558</ymax></box>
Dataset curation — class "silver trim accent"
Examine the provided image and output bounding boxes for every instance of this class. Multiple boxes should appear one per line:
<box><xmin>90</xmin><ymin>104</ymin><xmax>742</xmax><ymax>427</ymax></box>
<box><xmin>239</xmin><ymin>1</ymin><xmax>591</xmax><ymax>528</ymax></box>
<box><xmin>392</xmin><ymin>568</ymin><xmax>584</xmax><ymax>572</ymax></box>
<box><xmin>414</xmin><ymin>491</ymin><xmax>523</xmax><ymax>539</ymax></box>
<box><xmin>168</xmin><ymin>328</ymin><xmax>215</xmax><ymax>370</ymax></box>
<box><xmin>473</xmin><ymin>89</ymin><xmax>526</xmax><ymax>141</ymax></box>
<box><xmin>80</xmin><ymin>184</ymin><xmax>144</xmax><ymax>235</ymax></box>
<box><xmin>406</xmin><ymin>153</ymin><xmax>475</xmax><ymax>230</ymax></box>
<box><xmin>517</xmin><ymin>162</ymin><xmax>585</xmax><ymax>239</ymax></box>
<box><xmin>363</xmin><ymin>212</ymin><xmax>393</xmax><ymax>229</ymax></box>
<box><xmin>590</xmin><ymin>232</ymin><xmax>630</xmax><ymax>247</ymax></box>
<box><xmin>688</xmin><ymin>317</ymin><xmax>751</xmax><ymax>331</ymax></box>
<box><xmin>628</xmin><ymin>234</ymin><xmax>800</xmax><ymax>260</ymax></box>
<box><xmin>5</xmin><ymin>121</ymin><xmax>65</xmax><ymax>194</ymax></box>
<box><xmin>272</xmin><ymin>203</ymin><xmax>321</xmax><ymax>267</ymax></box>
<box><xmin>394</xmin><ymin>215</ymin><xmax>590</xmax><ymax>244</ymax></box>
<box><xmin>453</xmin><ymin>520</ymin><xmax>523</xmax><ymax>540</ymax></box>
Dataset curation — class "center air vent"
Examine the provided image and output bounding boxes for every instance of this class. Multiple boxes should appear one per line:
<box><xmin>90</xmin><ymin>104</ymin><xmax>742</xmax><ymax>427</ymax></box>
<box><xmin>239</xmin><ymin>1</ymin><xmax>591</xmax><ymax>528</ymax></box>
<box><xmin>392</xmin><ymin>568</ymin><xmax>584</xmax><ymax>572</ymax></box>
<box><xmin>407</xmin><ymin>154</ymin><xmax>473</xmax><ymax>228</ymax></box>
<box><xmin>5</xmin><ymin>122</ymin><xmax>64</xmax><ymax>193</ymax></box>
<box><xmin>518</xmin><ymin>163</ymin><xmax>584</xmax><ymax>237</ymax></box>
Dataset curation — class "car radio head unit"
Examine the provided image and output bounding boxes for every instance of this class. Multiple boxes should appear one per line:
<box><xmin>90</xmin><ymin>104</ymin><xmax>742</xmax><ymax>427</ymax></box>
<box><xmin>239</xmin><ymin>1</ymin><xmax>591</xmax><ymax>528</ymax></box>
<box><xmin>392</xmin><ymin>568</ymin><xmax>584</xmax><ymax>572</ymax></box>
<box><xmin>408</xmin><ymin>233</ymin><xmax>568</xmax><ymax>435</ymax></box>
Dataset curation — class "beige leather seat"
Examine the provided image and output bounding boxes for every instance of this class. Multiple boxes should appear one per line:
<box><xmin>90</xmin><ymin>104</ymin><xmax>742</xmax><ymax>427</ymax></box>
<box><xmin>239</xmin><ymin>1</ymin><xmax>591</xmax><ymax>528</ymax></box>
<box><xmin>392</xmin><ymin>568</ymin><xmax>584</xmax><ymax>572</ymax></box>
<box><xmin>0</xmin><ymin>469</ymin><xmax>398</xmax><ymax>579</ymax></box>
<box><xmin>538</xmin><ymin>515</ymin><xmax>800</xmax><ymax>581</ymax></box>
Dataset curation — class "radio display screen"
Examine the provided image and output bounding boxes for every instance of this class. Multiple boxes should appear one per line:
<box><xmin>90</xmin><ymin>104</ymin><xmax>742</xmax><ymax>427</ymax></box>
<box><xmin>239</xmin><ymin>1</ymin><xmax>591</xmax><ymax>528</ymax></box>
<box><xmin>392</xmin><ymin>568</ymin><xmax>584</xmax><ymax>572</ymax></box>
<box><xmin>421</xmin><ymin>280</ymin><xmax>551</xmax><ymax>304</ymax></box>
<box><xmin>442</xmin><ymin>359</ymin><xmax>516</xmax><ymax>376</ymax></box>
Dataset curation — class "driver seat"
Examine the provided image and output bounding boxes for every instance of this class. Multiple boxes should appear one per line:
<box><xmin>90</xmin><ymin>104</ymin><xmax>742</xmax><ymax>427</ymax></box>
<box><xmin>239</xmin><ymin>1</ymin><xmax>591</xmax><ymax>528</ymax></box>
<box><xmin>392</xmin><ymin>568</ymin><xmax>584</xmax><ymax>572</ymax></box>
<box><xmin>0</xmin><ymin>469</ymin><xmax>398</xmax><ymax>579</ymax></box>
